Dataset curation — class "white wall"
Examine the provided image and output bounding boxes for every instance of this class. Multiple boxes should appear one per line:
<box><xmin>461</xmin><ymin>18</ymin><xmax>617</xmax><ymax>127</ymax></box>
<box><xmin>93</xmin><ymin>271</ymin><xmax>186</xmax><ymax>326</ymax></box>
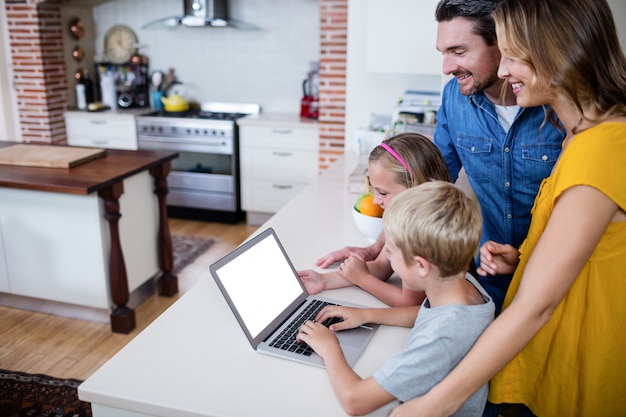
<box><xmin>91</xmin><ymin>0</ymin><xmax>320</xmax><ymax>113</ymax></box>
<box><xmin>344</xmin><ymin>1</ymin><xmax>442</xmax><ymax>154</ymax></box>
<box><xmin>608</xmin><ymin>0</ymin><xmax>626</xmax><ymax>49</ymax></box>
<box><xmin>0</xmin><ymin>4</ymin><xmax>20</xmax><ymax>142</ymax></box>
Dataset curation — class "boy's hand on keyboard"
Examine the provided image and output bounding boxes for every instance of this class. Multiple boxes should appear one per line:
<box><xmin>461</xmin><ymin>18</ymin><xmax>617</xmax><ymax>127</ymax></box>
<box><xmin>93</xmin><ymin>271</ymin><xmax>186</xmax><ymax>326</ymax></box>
<box><xmin>296</xmin><ymin>320</ymin><xmax>340</xmax><ymax>359</ymax></box>
<box><xmin>315</xmin><ymin>306</ymin><xmax>367</xmax><ymax>332</ymax></box>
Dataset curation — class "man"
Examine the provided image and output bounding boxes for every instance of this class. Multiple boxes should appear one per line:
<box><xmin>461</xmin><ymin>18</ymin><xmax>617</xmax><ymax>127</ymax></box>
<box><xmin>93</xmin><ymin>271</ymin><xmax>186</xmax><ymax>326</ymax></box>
<box><xmin>433</xmin><ymin>0</ymin><xmax>565</xmax><ymax>314</ymax></box>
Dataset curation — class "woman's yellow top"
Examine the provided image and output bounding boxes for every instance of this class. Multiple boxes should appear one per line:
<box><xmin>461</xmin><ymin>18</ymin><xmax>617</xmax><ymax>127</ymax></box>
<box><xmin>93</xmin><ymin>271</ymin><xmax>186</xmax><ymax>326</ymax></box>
<box><xmin>489</xmin><ymin>122</ymin><xmax>626</xmax><ymax>417</ymax></box>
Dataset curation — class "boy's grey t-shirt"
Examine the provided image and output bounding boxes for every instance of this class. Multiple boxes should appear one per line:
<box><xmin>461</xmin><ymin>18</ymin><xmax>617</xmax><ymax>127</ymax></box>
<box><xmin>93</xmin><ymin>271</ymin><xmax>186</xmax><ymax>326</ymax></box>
<box><xmin>373</xmin><ymin>274</ymin><xmax>495</xmax><ymax>417</ymax></box>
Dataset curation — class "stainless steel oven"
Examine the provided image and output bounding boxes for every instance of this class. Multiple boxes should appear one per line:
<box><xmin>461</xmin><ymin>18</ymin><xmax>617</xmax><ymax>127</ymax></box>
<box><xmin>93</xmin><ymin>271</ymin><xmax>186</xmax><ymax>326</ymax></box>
<box><xmin>136</xmin><ymin>102</ymin><xmax>260</xmax><ymax>222</ymax></box>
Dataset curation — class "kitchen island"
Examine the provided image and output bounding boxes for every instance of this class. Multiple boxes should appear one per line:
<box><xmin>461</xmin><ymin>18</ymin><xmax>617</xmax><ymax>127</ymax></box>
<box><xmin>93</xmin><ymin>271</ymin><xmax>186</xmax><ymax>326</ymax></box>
<box><xmin>0</xmin><ymin>142</ymin><xmax>178</xmax><ymax>333</ymax></box>
<box><xmin>78</xmin><ymin>153</ymin><xmax>411</xmax><ymax>416</ymax></box>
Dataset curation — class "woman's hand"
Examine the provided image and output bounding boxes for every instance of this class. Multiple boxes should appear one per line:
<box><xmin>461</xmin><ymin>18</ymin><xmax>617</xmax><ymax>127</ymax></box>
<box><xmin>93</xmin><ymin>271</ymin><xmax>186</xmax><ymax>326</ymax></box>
<box><xmin>298</xmin><ymin>269</ymin><xmax>326</xmax><ymax>294</ymax></box>
<box><xmin>476</xmin><ymin>241</ymin><xmax>520</xmax><ymax>276</ymax></box>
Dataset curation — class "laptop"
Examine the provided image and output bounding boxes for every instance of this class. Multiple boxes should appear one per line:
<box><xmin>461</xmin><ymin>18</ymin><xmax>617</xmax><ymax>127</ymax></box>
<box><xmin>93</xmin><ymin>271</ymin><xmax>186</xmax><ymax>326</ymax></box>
<box><xmin>209</xmin><ymin>227</ymin><xmax>379</xmax><ymax>368</ymax></box>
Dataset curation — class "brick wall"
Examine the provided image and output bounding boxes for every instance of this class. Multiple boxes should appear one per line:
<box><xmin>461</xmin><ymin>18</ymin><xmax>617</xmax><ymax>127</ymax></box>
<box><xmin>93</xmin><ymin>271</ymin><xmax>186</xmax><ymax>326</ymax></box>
<box><xmin>318</xmin><ymin>0</ymin><xmax>347</xmax><ymax>170</ymax></box>
<box><xmin>5</xmin><ymin>0</ymin><xmax>68</xmax><ymax>144</ymax></box>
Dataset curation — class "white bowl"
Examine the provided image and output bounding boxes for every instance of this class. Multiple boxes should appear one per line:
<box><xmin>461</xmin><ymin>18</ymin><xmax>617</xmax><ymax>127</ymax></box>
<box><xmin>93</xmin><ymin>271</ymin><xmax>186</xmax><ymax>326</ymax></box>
<box><xmin>352</xmin><ymin>206</ymin><xmax>384</xmax><ymax>242</ymax></box>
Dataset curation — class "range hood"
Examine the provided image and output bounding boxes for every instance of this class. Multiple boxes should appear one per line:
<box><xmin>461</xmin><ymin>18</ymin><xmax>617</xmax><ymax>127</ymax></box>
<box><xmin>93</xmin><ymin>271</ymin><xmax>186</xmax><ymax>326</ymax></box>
<box><xmin>143</xmin><ymin>0</ymin><xmax>256</xmax><ymax>29</ymax></box>
<box><xmin>181</xmin><ymin>0</ymin><xmax>228</xmax><ymax>27</ymax></box>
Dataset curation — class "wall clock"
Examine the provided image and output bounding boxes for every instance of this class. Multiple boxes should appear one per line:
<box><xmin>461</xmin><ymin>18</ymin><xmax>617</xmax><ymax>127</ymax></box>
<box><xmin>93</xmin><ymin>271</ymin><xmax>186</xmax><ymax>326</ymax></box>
<box><xmin>104</xmin><ymin>25</ymin><xmax>138</xmax><ymax>64</ymax></box>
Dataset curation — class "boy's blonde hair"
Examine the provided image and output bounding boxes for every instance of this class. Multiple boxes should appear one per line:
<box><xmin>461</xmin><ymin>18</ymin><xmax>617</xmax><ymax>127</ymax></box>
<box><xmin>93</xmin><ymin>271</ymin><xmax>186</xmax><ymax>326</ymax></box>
<box><xmin>383</xmin><ymin>181</ymin><xmax>482</xmax><ymax>279</ymax></box>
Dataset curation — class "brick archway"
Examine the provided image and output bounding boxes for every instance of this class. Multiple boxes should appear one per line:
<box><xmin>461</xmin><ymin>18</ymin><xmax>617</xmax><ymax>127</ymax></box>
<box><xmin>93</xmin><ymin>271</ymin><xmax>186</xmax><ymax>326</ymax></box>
<box><xmin>5</xmin><ymin>0</ymin><xmax>68</xmax><ymax>144</ymax></box>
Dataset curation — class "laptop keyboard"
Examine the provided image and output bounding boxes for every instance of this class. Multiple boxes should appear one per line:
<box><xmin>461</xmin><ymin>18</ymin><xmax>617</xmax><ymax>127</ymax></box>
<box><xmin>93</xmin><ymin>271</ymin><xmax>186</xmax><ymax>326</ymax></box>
<box><xmin>269</xmin><ymin>299</ymin><xmax>342</xmax><ymax>356</ymax></box>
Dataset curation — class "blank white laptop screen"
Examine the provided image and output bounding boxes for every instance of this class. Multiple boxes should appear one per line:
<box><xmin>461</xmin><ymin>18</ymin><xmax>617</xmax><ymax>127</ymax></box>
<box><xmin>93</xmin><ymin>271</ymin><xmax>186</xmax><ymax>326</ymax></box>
<box><xmin>213</xmin><ymin>232</ymin><xmax>303</xmax><ymax>338</ymax></box>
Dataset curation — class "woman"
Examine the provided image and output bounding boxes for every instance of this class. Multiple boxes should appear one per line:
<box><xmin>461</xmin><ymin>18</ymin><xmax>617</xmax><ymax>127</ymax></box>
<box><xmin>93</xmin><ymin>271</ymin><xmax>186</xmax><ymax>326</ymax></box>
<box><xmin>390</xmin><ymin>0</ymin><xmax>626</xmax><ymax>416</ymax></box>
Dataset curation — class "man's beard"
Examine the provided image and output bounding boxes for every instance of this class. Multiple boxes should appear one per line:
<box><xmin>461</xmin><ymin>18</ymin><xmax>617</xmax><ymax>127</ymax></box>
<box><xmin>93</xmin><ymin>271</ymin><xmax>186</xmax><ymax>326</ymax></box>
<box><xmin>459</xmin><ymin>71</ymin><xmax>500</xmax><ymax>97</ymax></box>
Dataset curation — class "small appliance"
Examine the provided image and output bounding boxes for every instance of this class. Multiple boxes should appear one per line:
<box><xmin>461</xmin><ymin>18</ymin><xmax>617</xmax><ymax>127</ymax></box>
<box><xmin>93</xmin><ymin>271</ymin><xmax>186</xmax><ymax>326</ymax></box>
<box><xmin>300</xmin><ymin>61</ymin><xmax>319</xmax><ymax>119</ymax></box>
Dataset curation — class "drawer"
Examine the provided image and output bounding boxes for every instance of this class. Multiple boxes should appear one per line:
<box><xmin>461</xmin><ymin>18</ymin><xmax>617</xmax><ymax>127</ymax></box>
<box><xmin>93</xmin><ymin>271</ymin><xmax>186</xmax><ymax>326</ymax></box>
<box><xmin>241</xmin><ymin>179</ymin><xmax>308</xmax><ymax>213</ymax></box>
<box><xmin>241</xmin><ymin>148</ymin><xmax>318</xmax><ymax>182</ymax></box>
<box><xmin>66</xmin><ymin>135</ymin><xmax>137</xmax><ymax>150</ymax></box>
<box><xmin>65</xmin><ymin>115</ymin><xmax>138</xmax><ymax>150</ymax></box>
<box><xmin>239</xmin><ymin>125</ymin><xmax>318</xmax><ymax>150</ymax></box>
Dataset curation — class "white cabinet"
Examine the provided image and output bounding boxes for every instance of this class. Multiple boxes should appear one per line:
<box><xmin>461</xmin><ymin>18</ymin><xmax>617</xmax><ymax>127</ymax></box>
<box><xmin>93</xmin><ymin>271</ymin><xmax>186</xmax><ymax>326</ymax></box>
<box><xmin>0</xmin><ymin>171</ymin><xmax>159</xmax><ymax>311</ymax></box>
<box><xmin>365</xmin><ymin>0</ymin><xmax>441</xmax><ymax>75</ymax></box>
<box><xmin>239</xmin><ymin>113</ymin><xmax>319</xmax><ymax>224</ymax></box>
<box><xmin>65</xmin><ymin>110</ymin><xmax>140</xmax><ymax>150</ymax></box>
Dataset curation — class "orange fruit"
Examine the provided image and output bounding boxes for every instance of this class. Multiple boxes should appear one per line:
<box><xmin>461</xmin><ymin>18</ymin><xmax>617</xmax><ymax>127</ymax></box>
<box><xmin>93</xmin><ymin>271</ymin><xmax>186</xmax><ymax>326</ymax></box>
<box><xmin>357</xmin><ymin>194</ymin><xmax>384</xmax><ymax>217</ymax></box>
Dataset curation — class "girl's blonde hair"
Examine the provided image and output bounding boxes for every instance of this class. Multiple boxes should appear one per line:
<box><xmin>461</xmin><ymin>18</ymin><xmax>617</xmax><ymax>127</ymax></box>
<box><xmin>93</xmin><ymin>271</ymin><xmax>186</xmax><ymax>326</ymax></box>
<box><xmin>368</xmin><ymin>133</ymin><xmax>452</xmax><ymax>188</ymax></box>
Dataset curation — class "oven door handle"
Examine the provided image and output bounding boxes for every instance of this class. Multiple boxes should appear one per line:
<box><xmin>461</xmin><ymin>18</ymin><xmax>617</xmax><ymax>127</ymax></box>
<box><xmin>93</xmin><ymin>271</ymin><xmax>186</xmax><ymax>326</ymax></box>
<box><xmin>138</xmin><ymin>137</ymin><xmax>232</xmax><ymax>154</ymax></box>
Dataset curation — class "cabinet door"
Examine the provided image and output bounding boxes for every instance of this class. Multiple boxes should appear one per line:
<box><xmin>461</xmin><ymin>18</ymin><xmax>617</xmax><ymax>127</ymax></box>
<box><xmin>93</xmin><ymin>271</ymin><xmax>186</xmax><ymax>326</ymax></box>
<box><xmin>242</xmin><ymin>179</ymin><xmax>309</xmax><ymax>213</ymax></box>
<box><xmin>365</xmin><ymin>0</ymin><xmax>441</xmax><ymax>75</ymax></box>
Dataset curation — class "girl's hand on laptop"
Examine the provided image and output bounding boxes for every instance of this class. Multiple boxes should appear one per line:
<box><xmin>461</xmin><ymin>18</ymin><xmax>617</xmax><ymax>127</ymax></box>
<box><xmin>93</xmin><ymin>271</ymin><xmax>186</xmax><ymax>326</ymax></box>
<box><xmin>296</xmin><ymin>321</ymin><xmax>340</xmax><ymax>359</ymax></box>
<box><xmin>315</xmin><ymin>306</ymin><xmax>368</xmax><ymax>332</ymax></box>
<box><xmin>298</xmin><ymin>269</ymin><xmax>325</xmax><ymax>294</ymax></box>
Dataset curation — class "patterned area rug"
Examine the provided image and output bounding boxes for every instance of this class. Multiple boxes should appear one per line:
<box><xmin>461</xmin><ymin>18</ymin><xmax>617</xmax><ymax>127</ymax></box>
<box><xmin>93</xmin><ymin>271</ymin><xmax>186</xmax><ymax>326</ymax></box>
<box><xmin>172</xmin><ymin>234</ymin><xmax>217</xmax><ymax>274</ymax></box>
<box><xmin>0</xmin><ymin>369</ymin><xmax>91</xmax><ymax>417</ymax></box>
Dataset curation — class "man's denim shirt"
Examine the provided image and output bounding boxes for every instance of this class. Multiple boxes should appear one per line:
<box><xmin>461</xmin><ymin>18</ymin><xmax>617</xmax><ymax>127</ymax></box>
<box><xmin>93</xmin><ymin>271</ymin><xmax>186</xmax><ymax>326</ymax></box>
<box><xmin>434</xmin><ymin>80</ymin><xmax>564</xmax><ymax>309</ymax></box>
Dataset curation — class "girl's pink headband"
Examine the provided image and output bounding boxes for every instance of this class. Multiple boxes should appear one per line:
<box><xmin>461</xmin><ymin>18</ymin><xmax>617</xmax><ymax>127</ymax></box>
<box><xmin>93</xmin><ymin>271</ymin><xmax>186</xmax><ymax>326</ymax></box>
<box><xmin>380</xmin><ymin>142</ymin><xmax>409</xmax><ymax>171</ymax></box>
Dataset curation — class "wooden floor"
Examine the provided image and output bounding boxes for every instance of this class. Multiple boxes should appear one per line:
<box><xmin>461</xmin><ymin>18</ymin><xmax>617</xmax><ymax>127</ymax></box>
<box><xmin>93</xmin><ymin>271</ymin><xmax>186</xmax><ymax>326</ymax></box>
<box><xmin>0</xmin><ymin>217</ymin><xmax>257</xmax><ymax>381</ymax></box>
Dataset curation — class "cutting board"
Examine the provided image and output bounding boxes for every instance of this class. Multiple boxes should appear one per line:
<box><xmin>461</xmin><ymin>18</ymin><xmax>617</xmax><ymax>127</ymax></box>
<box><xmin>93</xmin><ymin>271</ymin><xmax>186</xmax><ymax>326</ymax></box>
<box><xmin>0</xmin><ymin>144</ymin><xmax>107</xmax><ymax>168</ymax></box>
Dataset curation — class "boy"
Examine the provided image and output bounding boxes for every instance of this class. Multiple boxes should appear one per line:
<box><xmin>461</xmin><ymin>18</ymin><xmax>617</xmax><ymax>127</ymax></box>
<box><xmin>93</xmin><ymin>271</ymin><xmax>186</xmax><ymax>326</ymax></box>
<box><xmin>297</xmin><ymin>181</ymin><xmax>495</xmax><ymax>416</ymax></box>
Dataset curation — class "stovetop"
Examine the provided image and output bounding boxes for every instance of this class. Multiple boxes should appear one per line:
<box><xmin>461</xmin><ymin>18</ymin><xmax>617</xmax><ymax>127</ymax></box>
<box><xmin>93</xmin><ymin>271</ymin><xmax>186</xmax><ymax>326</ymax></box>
<box><xmin>138</xmin><ymin>102</ymin><xmax>261</xmax><ymax>123</ymax></box>
<box><xmin>141</xmin><ymin>110</ymin><xmax>249</xmax><ymax>121</ymax></box>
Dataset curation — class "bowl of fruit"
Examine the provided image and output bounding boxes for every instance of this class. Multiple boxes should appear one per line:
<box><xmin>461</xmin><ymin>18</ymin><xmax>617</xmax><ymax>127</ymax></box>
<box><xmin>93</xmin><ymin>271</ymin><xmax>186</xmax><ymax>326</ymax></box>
<box><xmin>352</xmin><ymin>193</ymin><xmax>384</xmax><ymax>242</ymax></box>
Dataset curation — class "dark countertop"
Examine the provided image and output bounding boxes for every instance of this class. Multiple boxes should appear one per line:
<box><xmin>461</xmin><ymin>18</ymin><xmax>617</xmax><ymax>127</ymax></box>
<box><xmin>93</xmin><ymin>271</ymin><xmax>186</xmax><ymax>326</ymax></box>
<box><xmin>0</xmin><ymin>142</ymin><xmax>178</xmax><ymax>195</ymax></box>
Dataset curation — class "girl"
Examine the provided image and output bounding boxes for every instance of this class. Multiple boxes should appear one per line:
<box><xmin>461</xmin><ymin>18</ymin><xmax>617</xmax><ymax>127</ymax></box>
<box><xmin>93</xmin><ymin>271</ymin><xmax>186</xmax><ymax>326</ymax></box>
<box><xmin>298</xmin><ymin>132</ymin><xmax>453</xmax><ymax>307</ymax></box>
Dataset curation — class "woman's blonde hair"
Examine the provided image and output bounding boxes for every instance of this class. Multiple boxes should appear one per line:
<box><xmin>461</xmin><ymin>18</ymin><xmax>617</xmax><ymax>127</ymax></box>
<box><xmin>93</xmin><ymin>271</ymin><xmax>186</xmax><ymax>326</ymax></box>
<box><xmin>369</xmin><ymin>133</ymin><xmax>452</xmax><ymax>188</ymax></box>
<box><xmin>383</xmin><ymin>181</ymin><xmax>482</xmax><ymax>279</ymax></box>
<box><xmin>493</xmin><ymin>0</ymin><xmax>626</xmax><ymax>133</ymax></box>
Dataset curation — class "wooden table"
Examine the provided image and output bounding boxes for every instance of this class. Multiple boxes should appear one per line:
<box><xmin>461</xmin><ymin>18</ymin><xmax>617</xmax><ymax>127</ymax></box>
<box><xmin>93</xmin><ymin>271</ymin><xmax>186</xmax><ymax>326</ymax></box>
<box><xmin>0</xmin><ymin>142</ymin><xmax>178</xmax><ymax>333</ymax></box>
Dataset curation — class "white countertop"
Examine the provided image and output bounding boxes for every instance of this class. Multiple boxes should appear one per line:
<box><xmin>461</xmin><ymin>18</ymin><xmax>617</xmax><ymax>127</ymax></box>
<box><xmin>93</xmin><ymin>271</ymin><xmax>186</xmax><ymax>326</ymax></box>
<box><xmin>237</xmin><ymin>111</ymin><xmax>319</xmax><ymax>129</ymax></box>
<box><xmin>78</xmin><ymin>154</ymin><xmax>409</xmax><ymax>417</ymax></box>
<box><xmin>64</xmin><ymin>107</ymin><xmax>153</xmax><ymax>119</ymax></box>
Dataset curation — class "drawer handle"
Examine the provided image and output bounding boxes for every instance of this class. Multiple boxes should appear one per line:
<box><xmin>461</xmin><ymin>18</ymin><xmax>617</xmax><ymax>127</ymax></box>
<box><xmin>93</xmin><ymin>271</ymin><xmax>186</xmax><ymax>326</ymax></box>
<box><xmin>89</xmin><ymin>120</ymin><xmax>107</xmax><ymax>125</ymax></box>
<box><xmin>92</xmin><ymin>140</ymin><xmax>109</xmax><ymax>145</ymax></box>
<box><xmin>272</xmin><ymin>184</ymin><xmax>293</xmax><ymax>190</ymax></box>
<box><xmin>272</xmin><ymin>151</ymin><xmax>293</xmax><ymax>157</ymax></box>
<box><xmin>272</xmin><ymin>129</ymin><xmax>293</xmax><ymax>134</ymax></box>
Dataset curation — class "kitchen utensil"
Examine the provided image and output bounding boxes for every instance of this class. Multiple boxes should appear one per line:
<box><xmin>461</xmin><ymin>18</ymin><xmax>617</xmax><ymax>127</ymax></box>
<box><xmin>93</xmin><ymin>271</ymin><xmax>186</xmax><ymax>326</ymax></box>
<box><xmin>299</xmin><ymin>61</ymin><xmax>319</xmax><ymax>119</ymax></box>
<box><xmin>160</xmin><ymin>93</ymin><xmax>189</xmax><ymax>112</ymax></box>
<box><xmin>151</xmin><ymin>70</ymin><xmax>163</xmax><ymax>91</ymax></box>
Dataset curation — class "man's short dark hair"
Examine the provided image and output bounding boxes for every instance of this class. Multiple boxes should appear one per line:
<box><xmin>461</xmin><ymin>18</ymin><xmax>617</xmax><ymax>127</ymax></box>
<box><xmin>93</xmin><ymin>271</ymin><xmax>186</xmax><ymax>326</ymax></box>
<box><xmin>435</xmin><ymin>0</ymin><xmax>502</xmax><ymax>46</ymax></box>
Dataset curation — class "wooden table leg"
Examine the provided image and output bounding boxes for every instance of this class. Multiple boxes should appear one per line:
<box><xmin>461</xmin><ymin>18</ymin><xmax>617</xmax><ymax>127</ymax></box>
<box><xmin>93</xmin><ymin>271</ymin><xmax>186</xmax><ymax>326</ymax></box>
<box><xmin>150</xmin><ymin>162</ymin><xmax>178</xmax><ymax>297</ymax></box>
<box><xmin>98</xmin><ymin>181</ymin><xmax>136</xmax><ymax>334</ymax></box>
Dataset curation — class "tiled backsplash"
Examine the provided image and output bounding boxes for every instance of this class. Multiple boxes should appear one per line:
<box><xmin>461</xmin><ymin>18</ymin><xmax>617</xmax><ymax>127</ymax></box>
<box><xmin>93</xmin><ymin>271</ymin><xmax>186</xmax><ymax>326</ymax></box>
<box><xmin>93</xmin><ymin>0</ymin><xmax>320</xmax><ymax>113</ymax></box>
